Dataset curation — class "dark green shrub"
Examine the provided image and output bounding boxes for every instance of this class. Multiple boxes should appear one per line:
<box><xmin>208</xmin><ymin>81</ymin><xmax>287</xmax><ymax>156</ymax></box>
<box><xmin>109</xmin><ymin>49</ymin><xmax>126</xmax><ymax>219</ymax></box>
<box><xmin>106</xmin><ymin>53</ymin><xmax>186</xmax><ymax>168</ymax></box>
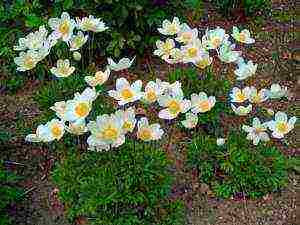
<box><xmin>187</xmin><ymin>133</ymin><xmax>288</xmax><ymax>198</ymax></box>
<box><xmin>212</xmin><ymin>0</ymin><xmax>271</xmax><ymax>17</ymax></box>
<box><xmin>243</xmin><ymin>0</ymin><xmax>271</xmax><ymax>16</ymax></box>
<box><xmin>52</xmin><ymin>141</ymin><xmax>186</xmax><ymax>225</ymax></box>
<box><xmin>0</xmin><ymin>161</ymin><xmax>23</xmax><ymax>225</ymax></box>
<box><xmin>0</xmin><ymin>0</ymin><xmax>193</xmax><ymax>91</ymax></box>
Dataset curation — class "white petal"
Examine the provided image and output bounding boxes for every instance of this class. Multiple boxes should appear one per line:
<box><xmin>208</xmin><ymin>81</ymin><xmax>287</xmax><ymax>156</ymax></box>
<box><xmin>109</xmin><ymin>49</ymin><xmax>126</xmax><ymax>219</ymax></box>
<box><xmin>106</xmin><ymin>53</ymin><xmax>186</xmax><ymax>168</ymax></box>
<box><xmin>158</xmin><ymin>109</ymin><xmax>176</xmax><ymax>120</ymax></box>
<box><xmin>116</xmin><ymin>77</ymin><xmax>129</xmax><ymax>90</ymax></box>
<box><xmin>275</xmin><ymin>112</ymin><xmax>287</xmax><ymax>122</ymax></box>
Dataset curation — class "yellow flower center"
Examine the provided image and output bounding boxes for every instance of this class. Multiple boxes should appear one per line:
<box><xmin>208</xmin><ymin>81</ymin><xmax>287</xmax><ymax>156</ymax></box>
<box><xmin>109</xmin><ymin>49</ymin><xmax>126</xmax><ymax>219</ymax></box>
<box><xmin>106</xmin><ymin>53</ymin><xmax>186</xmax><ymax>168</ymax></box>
<box><xmin>168</xmin><ymin>100</ymin><xmax>181</xmax><ymax>115</ymax></box>
<box><xmin>102</xmin><ymin>126</ymin><xmax>118</xmax><ymax>141</ymax></box>
<box><xmin>123</xmin><ymin>121</ymin><xmax>133</xmax><ymax>131</ymax></box>
<box><xmin>168</xmin><ymin>24</ymin><xmax>178</xmax><ymax>34</ymax></box>
<box><xmin>239</xmin><ymin>32</ymin><xmax>246</xmax><ymax>42</ymax></box>
<box><xmin>276</xmin><ymin>122</ymin><xmax>289</xmax><ymax>134</ymax></box>
<box><xmin>51</xmin><ymin>124</ymin><xmax>62</xmax><ymax>138</ymax></box>
<box><xmin>196</xmin><ymin>58</ymin><xmax>210</xmax><ymax>69</ymax></box>
<box><xmin>58</xmin><ymin>66</ymin><xmax>70</xmax><ymax>76</ymax></box>
<box><xmin>187</xmin><ymin>47</ymin><xmax>198</xmax><ymax>58</ymax></box>
<box><xmin>146</xmin><ymin>90</ymin><xmax>157</xmax><ymax>102</ymax></box>
<box><xmin>162</xmin><ymin>42</ymin><xmax>173</xmax><ymax>54</ymax></box>
<box><xmin>236</xmin><ymin>92</ymin><xmax>246</xmax><ymax>102</ymax></box>
<box><xmin>198</xmin><ymin>100</ymin><xmax>211</xmax><ymax>112</ymax></box>
<box><xmin>75</xmin><ymin>102</ymin><xmax>90</xmax><ymax>118</ymax></box>
<box><xmin>59</xmin><ymin>21</ymin><xmax>70</xmax><ymax>36</ymax></box>
<box><xmin>138</xmin><ymin>128</ymin><xmax>152</xmax><ymax>141</ymax></box>
<box><xmin>211</xmin><ymin>37</ymin><xmax>221</xmax><ymax>48</ymax></box>
<box><xmin>24</xmin><ymin>56</ymin><xmax>34</xmax><ymax>68</ymax></box>
<box><xmin>121</xmin><ymin>88</ymin><xmax>134</xmax><ymax>100</ymax></box>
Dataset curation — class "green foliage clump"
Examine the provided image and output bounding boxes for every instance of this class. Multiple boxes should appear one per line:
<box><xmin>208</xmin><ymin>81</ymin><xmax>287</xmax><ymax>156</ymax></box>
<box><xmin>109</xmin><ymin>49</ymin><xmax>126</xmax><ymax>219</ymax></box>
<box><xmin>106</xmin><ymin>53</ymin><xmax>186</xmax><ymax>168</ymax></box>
<box><xmin>34</xmin><ymin>74</ymin><xmax>86</xmax><ymax>111</ymax></box>
<box><xmin>0</xmin><ymin>161</ymin><xmax>23</xmax><ymax>225</ymax></box>
<box><xmin>168</xmin><ymin>67</ymin><xmax>232</xmax><ymax>134</ymax></box>
<box><xmin>187</xmin><ymin>133</ymin><xmax>288</xmax><ymax>198</ymax></box>
<box><xmin>52</xmin><ymin>141</ymin><xmax>186</xmax><ymax>225</ymax></box>
<box><xmin>167</xmin><ymin>67</ymin><xmax>231</xmax><ymax>98</ymax></box>
<box><xmin>212</xmin><ymin>0</ymin><xmax>271</xmax><ymax>17</ymax></box>
<box><xmin>33</xmin><ymin>73</ymin><xmax>114</xmax><ymax>127</ymax></box>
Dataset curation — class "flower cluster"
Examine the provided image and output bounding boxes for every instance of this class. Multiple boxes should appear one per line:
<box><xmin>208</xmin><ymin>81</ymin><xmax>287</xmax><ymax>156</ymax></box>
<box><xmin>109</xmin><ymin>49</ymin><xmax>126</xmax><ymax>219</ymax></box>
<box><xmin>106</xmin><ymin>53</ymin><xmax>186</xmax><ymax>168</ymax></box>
<box><xmin>26</xmin><ymin>82</ymin><xmax>164</xmax><ymax>151</ymax></box>
<box><xmin>155</xmin><ymin>17</ymin><xmax>257</xmax><ymax>81</ymax></box>
<box><xmin>242</xmin><ymin>112</ymin><xmax>297</xmax><ymax>145</ymax></box>
<box><xmin>14</xmin><ymin>12</ymin><xmax>108</xmax><ymax>74</ymax></box>
<box><xmin>108</xmin><ymin>77</ymin><xmax>216</xmax><ymax>129</ymax></box>
<box><xmin>229</xmin><ymin>83</ymin><xmax>289</xmax><ymax>116</ymax></box>
<box><xmin>24</xmin><ymin>15</ymin><xmax>297</xmax><ymax>151</ymax></box>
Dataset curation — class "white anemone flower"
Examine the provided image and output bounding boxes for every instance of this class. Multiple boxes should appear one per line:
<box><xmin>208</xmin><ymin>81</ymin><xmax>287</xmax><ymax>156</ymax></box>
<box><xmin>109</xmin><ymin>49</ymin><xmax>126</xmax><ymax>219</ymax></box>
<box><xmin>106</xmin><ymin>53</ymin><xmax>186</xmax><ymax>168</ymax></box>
<box><xmin>216</xmin><ymin>138</ymin><xmax>226</xmax><ymax>146</ymax></box>
<box><xmin>85</xmin><ymin>68</ymin><xmax>110</xmax><ymax>87</ymax></box>
<box><xmin>234</xmin><ymin>58</ymin><xmax>257</xmax><ymax>80</ymax></box>
<box><xmin>154</xmin><ymin>39</ymin><xmax>175</xmax><ymax>61</ymax></box>
<box><xmin>158</xmin><ymin>93</ymin><xmax>191</xmax><ymax>120</ymax></box>
<box><xmin>14</xmin><ymin>25</ymin><xmax>48</xmax><ymax>51</ymax></box>
<box><xmin>162</xmin><ymin>80</ymin><xmax>184</xmax><ymax>97</ymax></box>
<box><xmin>115</xmin><ymin>107</ymin><xmax>136</xmax><ymax>133</ymax></box>
<box><xmin>14</xmin><ymin>50</ymin><xmax>40</xmax><ymax>71</ymax></box>
<box><xmin>175</xmin><ymin>23</ymin><xmax>198</xmax><ymax>44</ymax></box>
<box><xmin>218</xmin><ymin>40</ymin><xmax>241</xmax><ymax>63</ymax></box>
<box><xmin>164</xmin><ymin>48</ymin><xmax>184</xmax><ymax>64</ymax></box>
<box><xmin>76</xmin><ymin>15</ymin><xmax>108</xmax><ymax>32</ymax></box>
<box><xmin>231</xmin><ymin>104</ymin><xmax>252</xmax><ymax>116</ymax></box>
<box><xmin>190</xmin><ymin>92</ymin><xmax>216</xmax><ymax>114</ymax></box>
<box><xmin>242</xmin><ymin>117</ymin><xmax>270</xmax><ymax>145</ymax></box>
<box><xmin>137</xmin><ymin>117</ymin><xmax>164</xmax><ymax>141</ymax></box>
<box><xmin>87</xmin><ymin>113</ymin><xmax>125</xmax><ymax>151</ymax></box>
<box><xmin>25</xmin><ymin>119</ymin><xmax>65</xmax><ymax>142</ymax></box>
<box><xmin>202</xmin><ymin>27</ymin><xmax>228</xmax><ymax>50</ymax></box>
<box><xmin>107</xmin><ymin>56</ymin><xmax>135</xmax><ymax>71</ymax></box>
<box><xmin>181</xmin><ymin>38</ymin><xmax>204</xmax><ymax>63</ymax></box>
<box><xmin>143</xmin><ymin>80</ymin><xmax>165</xmax><ymax>103</ymax></box>
<box><xmin>48</xmin><ymin>12</ymin><xmax>76</xmax><ymax>42</ymax></box>
<box><xmin>156</xmin><ymin>79</ymin><xmax>171</xmax><ymax>93</ymax></box>
<box><xmin>268</xmin><ymin>84</ymin><xmax>288</xmax><ymax>99</ymax></box>
<box><xmin>248</xmin><ymin>86</ymin><xmax>269</xmax><ymax>104</ymax></box>
<box><xmin>66</xmin><ymin>119</ymin><xmax>88</xmax><ymax>135</ymax></box>
<box><xmin>68</xmin><ymin>31</ymin><xmax>88</xmax><ymax>51</ymax></box>
<box><xmin>50</xmin><ymin>101</ymin><xmax>67</xmax><ymax>120</ymax></box>
<box><xmin>50</xmin><ymin>59</ymin><xmax>75</xmax><ymax>78</ymax></box>
<box><xmin>64</xmin><ymin>87</ymin><xmax>97</xmax><ymax>122</ymax></box>
<box><xmin>267</xmin><ymin>112</ymin><xmax>297</xmax><ymax>139</ymax></box>
<box><xmin>108</xmin><ymin>77</ymin><xmax>143</xmax><ymax>105</ymax></box>
<box><xmin>193</xmin><ymin>51</ymin><xmax>213</xmax><ymax>69</ymax></box>
<box><xmin>158</xmin><ymin>17</ymin><xmax>181</xmax><ymax>36</ymax></box>
<box><xmin>181</xmin><ymin>113</ymin><xmax>198</xmax><ymax>129</ymax></box>
<box><xmin>230</xmin><ymin>87</ymin><xmax>251</xmax><ymax>103</ymax></box>
<box><xmin>232</xmin><ymin>26</ymin><xmax>255</xmax><ymax>44</ymax></box>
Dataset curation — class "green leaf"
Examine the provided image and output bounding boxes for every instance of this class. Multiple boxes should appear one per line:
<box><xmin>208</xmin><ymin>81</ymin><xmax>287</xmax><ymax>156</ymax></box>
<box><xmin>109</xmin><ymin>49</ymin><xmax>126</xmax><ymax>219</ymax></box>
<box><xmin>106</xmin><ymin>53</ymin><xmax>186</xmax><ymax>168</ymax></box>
<box><xmin>63</xmin><ymin>0</ymin><xmax>73</xmax><ymax>10</ymax></box>
<box><xmin>25</xmin><ymin>14</ymin><xmax>43</xmax><ymax>28</ymax></box>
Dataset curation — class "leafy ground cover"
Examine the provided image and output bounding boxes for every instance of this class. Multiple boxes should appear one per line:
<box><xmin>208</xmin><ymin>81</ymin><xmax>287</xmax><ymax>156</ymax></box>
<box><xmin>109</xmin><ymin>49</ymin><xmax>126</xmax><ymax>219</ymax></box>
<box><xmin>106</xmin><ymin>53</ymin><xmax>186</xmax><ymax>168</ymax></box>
<box><xmin>0</xmin><ymin>1</ymin><xmax>298</xmax><ymax>225</ymax></box>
